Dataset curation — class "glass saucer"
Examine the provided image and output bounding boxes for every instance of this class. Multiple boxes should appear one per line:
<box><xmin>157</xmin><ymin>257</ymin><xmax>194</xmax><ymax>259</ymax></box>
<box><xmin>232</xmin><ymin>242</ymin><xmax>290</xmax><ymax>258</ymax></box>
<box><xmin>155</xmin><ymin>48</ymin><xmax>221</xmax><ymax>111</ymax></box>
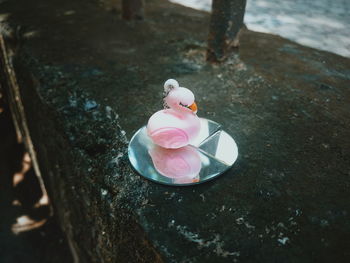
<box><xmin>128</xmin><ymin>118</ymin><xmax>238</xmax><ymax>186</ymax></box>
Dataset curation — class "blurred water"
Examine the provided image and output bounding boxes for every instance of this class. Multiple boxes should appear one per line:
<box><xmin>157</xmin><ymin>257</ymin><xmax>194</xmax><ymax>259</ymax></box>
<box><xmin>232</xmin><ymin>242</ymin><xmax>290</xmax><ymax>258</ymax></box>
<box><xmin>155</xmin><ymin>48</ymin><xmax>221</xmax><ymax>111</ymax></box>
<box><xmin>170</xmin><ymin>0</ymin><xmax>350</xmax><ymax>57</ymax></box>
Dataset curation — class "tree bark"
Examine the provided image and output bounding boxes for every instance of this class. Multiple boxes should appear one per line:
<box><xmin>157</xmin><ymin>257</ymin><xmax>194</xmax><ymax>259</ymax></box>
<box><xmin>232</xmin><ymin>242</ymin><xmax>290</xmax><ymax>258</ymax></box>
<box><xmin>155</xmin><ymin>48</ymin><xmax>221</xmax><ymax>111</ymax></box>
<box><xmin>207</xmin><ymin>0</ymin><xmax>247</xmax><ymax>62</ymax></box>
<box><xmin>122</xmin><ymin>0</ymin><xmax>144</xmax><ymax>20</ymax></box>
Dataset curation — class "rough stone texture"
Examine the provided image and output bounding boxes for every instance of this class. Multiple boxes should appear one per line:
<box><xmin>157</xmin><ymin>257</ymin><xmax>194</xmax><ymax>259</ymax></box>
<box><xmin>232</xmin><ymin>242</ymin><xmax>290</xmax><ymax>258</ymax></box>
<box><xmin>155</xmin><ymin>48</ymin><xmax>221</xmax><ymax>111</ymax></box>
<box><xmin>1</xmin><ymin>0</ymin><xmax>350</xmax><ymax>262</ymax></box>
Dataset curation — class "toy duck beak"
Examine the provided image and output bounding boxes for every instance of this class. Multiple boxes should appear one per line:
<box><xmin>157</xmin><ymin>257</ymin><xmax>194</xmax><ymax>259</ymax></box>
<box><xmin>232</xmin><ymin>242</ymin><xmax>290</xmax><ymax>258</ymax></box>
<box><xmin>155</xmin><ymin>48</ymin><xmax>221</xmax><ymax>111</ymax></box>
<box><xmin>189</xmin><ymin>102</ymin><xmax>198</xmax><ymax>113</ymax></box>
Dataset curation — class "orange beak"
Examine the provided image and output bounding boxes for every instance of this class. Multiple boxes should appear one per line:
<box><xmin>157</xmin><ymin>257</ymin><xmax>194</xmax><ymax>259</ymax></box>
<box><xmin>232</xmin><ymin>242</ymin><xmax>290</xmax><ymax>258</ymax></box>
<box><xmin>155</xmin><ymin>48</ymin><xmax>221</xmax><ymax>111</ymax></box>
<box><xmin>189</xmin><ymin>102</ymin><xmax>198</xmax><ymax>113</ymax></box>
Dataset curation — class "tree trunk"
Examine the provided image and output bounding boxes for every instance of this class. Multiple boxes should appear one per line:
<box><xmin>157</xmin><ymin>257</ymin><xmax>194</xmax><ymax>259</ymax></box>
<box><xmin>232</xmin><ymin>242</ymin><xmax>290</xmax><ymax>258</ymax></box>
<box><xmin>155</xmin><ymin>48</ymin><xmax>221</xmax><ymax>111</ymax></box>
<box><xmin>122</xmin><ymin>0</ymin><xmax>144</xmax><ymax>20</ymax></box>
<box><xmin>207</xmin><ymin>0</ymin><xmax>247</xmax><ymax>62</ymax></box>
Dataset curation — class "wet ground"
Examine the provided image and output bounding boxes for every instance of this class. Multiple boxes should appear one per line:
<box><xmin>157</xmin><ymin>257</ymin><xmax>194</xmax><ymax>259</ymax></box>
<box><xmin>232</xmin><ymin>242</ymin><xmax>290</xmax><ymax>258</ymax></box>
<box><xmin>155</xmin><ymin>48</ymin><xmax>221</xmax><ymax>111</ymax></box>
<box><xmin>0</xmin><ymin>93</ymin><xmax>72</xmax><ymax>263</ymax></box>
<box><xmin>170</xmin><ymin>0</ymin><xmax>350</xmax><ymax>57</ymax></box>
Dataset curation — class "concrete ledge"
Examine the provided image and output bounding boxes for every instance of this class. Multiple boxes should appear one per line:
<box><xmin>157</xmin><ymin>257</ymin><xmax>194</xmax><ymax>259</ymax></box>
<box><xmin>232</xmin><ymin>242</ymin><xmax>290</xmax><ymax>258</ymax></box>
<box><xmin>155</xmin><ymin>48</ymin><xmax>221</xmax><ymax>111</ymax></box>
<box><xmin>1</xmin><ymin>0</ymin><xmax>350</xmax><ymax>262</ymax></box>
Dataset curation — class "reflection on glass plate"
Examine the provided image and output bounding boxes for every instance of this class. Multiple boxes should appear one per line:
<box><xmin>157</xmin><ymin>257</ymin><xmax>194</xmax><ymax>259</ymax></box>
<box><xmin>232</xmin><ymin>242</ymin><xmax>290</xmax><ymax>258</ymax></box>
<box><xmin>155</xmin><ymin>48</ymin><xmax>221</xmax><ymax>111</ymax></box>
<box><xmin>128</xmin><ymin>118</ymin><xmax>238</xmax><ymax>186</ymax></box>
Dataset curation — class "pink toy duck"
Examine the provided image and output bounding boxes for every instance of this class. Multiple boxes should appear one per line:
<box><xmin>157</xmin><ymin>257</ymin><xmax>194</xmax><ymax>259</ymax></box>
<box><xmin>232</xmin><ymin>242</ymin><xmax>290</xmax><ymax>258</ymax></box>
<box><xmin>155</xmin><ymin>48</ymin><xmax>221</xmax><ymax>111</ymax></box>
<box><xmin>149</xmin><ymin>145</ymin><xmax>201</xmax><ymax>182</ymax></box>
<box><xmin>147</xmin><ymin>79</ymin><xmax>201</xmax><ymax>149</ymax></box>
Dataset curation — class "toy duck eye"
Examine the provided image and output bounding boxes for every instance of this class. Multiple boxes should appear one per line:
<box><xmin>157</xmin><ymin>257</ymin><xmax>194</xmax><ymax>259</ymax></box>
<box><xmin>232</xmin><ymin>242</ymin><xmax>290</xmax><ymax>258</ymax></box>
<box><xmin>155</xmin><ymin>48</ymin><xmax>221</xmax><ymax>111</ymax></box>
<box><xmin>179</xmin><ymin>102</ymin><xmax>189</xmax><ymax>109</ymax></box>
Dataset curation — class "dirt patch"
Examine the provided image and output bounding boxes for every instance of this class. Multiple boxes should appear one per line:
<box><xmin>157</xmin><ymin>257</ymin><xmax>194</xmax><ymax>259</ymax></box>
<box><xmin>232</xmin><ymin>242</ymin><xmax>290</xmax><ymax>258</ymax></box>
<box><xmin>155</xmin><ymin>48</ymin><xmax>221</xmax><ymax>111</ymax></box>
<box><xmin>0</xmin><ymin>92</ymin><xmax>72</xmax><ymax>263</ymax></box>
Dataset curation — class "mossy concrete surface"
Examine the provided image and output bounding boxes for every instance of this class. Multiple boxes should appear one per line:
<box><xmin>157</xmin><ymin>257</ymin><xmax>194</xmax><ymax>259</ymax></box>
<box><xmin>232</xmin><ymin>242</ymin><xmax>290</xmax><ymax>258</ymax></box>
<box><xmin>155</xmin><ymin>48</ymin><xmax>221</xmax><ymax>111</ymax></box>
<box><xmin>1</xmin><ymin>0</ymin><xmax>350</xmax><ymax>262</ymax></box>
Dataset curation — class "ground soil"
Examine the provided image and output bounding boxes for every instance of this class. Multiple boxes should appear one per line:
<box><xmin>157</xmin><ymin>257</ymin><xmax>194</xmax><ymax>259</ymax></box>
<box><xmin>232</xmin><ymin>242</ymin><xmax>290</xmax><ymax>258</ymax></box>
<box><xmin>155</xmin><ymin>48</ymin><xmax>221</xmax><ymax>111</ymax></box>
<box><xmin>0</xmin><ymin>92</ymin><xmax>72</xmax><ymax>263</ymax></box>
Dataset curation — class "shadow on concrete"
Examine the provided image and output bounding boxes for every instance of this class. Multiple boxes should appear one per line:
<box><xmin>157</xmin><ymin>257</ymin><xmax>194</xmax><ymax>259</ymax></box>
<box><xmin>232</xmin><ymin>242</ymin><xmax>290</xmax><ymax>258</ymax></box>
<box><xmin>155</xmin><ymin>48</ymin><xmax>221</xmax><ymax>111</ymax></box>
<box><xmin>0</xmin><ymin>94</ymin><xmax>72</xmax><ymax>263</ymax></box>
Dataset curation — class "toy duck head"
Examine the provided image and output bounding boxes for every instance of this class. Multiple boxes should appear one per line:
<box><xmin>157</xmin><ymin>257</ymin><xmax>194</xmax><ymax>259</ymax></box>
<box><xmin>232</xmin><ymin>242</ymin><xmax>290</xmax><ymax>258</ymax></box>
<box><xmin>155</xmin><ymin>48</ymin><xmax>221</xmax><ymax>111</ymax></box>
<box><xmin>163</xmin><ymin>79</ymin><xmax>198</xmax><ymax>114</ymax></box>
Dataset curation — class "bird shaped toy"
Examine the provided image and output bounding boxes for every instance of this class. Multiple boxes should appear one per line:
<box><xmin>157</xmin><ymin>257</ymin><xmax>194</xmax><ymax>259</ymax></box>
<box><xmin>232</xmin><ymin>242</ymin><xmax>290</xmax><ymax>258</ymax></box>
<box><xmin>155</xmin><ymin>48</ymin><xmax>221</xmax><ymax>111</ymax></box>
<box><xmin>149</xmin><ymin>145</ymin><xmax>201</xmax><ymax>182</ymax></box>
<box><xmin>147</xmin><ymin>79</ymin><xmax>201</xmax><ymax>149</ymax></box>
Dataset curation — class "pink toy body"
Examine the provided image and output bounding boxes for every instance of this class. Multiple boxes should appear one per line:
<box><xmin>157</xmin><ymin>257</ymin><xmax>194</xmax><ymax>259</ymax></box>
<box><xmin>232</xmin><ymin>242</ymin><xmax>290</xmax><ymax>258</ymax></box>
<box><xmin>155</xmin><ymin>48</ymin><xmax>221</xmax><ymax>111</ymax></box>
<box><xmin>149</xmin><ymin>145</ymin><xmax>201</xmax><ymax>182</ymax></box>
<box><xmin>147</xmin><ymin>79</ymin><xmax>200</xmax><ymax>149</ymax></box>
